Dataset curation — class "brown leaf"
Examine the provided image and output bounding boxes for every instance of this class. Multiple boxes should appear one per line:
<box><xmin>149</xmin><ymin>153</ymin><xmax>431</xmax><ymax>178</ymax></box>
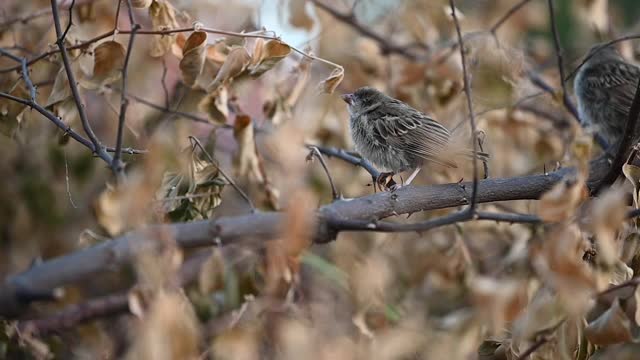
<box><xmin>198</xmin><ymin>86</ymin><xmax>229</xmax><ymax>124</ymax></box>
<box><xmin>318</xmin><ymin>67</ymin><xmax>344</xmax><ymax>94</ymax></box>
<box><xmin>81</xmin><ymin>40</ymin><xmax>125</xmax><ymax>89</ymax></box>
<box><xmin>233</xmin><ymin>114</ymin><xmax>262</xmax><ymax>182</ymax></box>
<box><xmin>179</xmin><ymin>31</ymin><xmax>207</xmax><ymax>87</ymax></box>
<box><xmin>46</xmin><ymin>66</ymin><xmax>72</xmax><ymax>107</ymax></box>
<box><xmin>94</xmin><ymin>184</ymin><xmax>127</xmax><ymax>236</ymax></box>
<box><xmin>537</xmin><ymin>175</ymin><xmax>587</xmax><ymax>222</ymax></box>
<box><xmin>585</xmin><ymin>298</ymin><xmax>633</xmax><ymax>345</ymax></box>
<box><xmin>206</xmin><ymin>46</ymin><xmax>251</xmax><ymax>92</ymax></box>
<box><xmin>149</xmin><ymin>0</ymin><xmax>179</xmax><ymax>57</ymax></box>
<box><xmin>248</xmin><ymin>39</ymin><xmax>291</xmax><ymax>77</ymax></box>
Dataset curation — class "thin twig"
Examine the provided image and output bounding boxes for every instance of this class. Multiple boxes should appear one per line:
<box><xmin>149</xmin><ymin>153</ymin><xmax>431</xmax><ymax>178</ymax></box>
<box><xmin>0</xmin><ymin>92</ymin><xmax>146</xmax><ymax>156</ymax></box>
<box><xmin>188</xmin><ymin>136</ymin><xmax>256</xmax><ymax>212</ymax></box>
<box><xmin>161</xmin><ymin>58</ymin><xmax>170</xmax><ymax>109</ymax></box>
<box><xmin>489</xmin><ymin>0</ymin><xmax>533</xmax><ymax>35</ymax></box>
<box><xmin>309</xmin><ymin>0</ymin><xmax>424</xmax><ymax>60</ymax></box>
<box><xmin>516</xmin><ymin>319</ymin><xmax>567</xmax><ymax>359</ymax></box>
<box><xmin>593</xmin><ymin>80</ymin><xmax>640</xmax><ymax>194</ymax></box>
<box><xmin>546</xmin><ymin>0</ymin><xmax>582</xmax><ymax>139</ymax></box>
<box><xmin>307</xmin><ymin>146</ymin><xmax>339</xmax><ymax>200</ymax></box>
<box><xmin>451</xmin><ymin>0</ymin><xmax>479</xmax><ymax>213</ymax></box>
<box><xmin>112</xmin><ymin>0</ymin><xmax>140</xmax><ymax>179</ymax></box>
<box><xmin>50</xmin><ymin>0</ymin><xmax>114</xmax><ymax>169</ymax></box>
<box><xmin>311</xmin><ymin>145</ymin><xmax>380</xmax><ymax>181</ymax></box>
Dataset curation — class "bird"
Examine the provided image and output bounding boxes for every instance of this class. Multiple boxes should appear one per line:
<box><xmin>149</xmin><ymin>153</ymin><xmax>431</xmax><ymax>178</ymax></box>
<box><xmin>574</xmin><ymin>43</ymin><xmax>640</xmax><ymax>148</ymax></box>
<box><xmin>342</xmin><ymin>86</ymin><xmax>488</xmax><ymax>190</ymax></box>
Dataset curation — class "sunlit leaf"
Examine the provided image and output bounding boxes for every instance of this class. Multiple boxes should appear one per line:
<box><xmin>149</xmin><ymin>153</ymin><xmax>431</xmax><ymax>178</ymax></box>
<box><xmin>206</xmin><ymin>46</ymin><xmax>251</xmax><ymax>93</ymax></box>
<box><xmin>131</xmin><ymin>0</ymin><xmax>153</xmax><ymax>8</ymax></box>
<box><xmin>248</xmin><ymin>39</ymin><xmax>291</xmax><ymax>77</ymax></box>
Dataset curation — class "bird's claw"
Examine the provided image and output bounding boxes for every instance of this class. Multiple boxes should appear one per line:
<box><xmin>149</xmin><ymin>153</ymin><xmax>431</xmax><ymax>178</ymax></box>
<box><xmin>375</xmin><ymin>172</ymin><xmax>397</xmax><ymax>192</ymax></box>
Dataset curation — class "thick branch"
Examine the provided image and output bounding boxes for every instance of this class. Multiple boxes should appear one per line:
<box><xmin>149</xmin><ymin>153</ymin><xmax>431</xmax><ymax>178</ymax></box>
<box><xmin>0</xmin><ymin>158</ymin><xmax>610</xmax><ymax>317</ymax></box>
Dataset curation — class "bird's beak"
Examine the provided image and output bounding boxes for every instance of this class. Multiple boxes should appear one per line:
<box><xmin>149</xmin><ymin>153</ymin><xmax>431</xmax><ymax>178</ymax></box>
<box><xmin>341</xmin><ymin>93</ymin><xmax>354</xmax><ymax>105</ymax></box>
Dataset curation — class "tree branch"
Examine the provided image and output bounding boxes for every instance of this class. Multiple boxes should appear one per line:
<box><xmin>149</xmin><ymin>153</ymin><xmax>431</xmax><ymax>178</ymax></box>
<box><xmin>50</xmin><ymin>0</ymin><xmax>114</xmax><ymax>169</ymax></box>
<box><xmin>0</xmin><ymin>157</ymin><xmax>611</xmax><ymax>317</ymax></box>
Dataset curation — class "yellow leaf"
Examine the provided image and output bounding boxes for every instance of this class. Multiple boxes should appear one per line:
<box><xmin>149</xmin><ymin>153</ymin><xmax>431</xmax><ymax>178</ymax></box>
<box><xmin>198</xmin><ymin>249</ymin><xmax>225</xmax><ymax>294</ymax></box>
<box><xmin>179</xmin><ymin>31</ymin><xmax>207</xmax><ymax>87</ymax></box>
<box><xmin>206</xmin><ymin>46</ymin><xmax>251</xmax><ymax>93</ymax></box>
<box><xmin>149</xmin><ymin>0</ymin><xmax>179</xmax><ymax>57</ymax></box>
<box><xmin>318</xmin><ymin>67</ymin><xmax>344</xmax><ymax>94</ymax></box>
<box><xmin>248</xmin><ymin>39</ymin><xmax>291</xmax><ymax>77</ymax></box>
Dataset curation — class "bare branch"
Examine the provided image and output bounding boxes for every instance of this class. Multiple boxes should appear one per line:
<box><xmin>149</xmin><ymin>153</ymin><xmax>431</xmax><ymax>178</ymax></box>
<box><xmin>307</xmin><ymin>146</ymin><xmax>339</xmax><ymax>200</ymax></box>
<box><xmin>50</xmin><ymin>0</ymin><xmax>114</xmax><ymax>169</ymax></box>
<box><xmin>189</xmin><ymin>136</ymin><xmax>256</xmax><ymax>212</ymax></box>
<box><xmin>112</xmin><ymin>0</ymin><xmax>141</xmax><ymax>178</ymax></box>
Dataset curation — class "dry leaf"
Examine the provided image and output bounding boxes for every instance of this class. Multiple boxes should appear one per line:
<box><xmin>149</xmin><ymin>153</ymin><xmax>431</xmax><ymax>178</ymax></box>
<box><xmin>94</xmin><ymin>184</ymin><xmax>127</xmax><ymax>236</ymax></box>
<box><xmin>233</xmin><ymin>114</ymin><xmax>262</xmax><ymax>182</ymax></box>
<box><xmin>179</xmin><ymin>31</ymin><xmax>207</xmax><ymax>87</ymax></box>
<box><xmin>206</xmin><ymin>46</ymin><xmax>251</xmax><ymax>93</ymax></box>
<box><xmin>80</xmin><ymin>40</ymin><xmax>126</xmax><ymax>89</ymax></box>
<box><xmin>318</xmin><ymin>67</ymin><xmax>344</xmax><ymax>94</ymax></box>
<box><xmin>591</xmin><ymin>188</ymin><xmax>627</xmax><ymax>272</ymax></box>
<box><xmin>537</xmin><ymin>175</ymin><xmax>587</xmax><ymax>222</ymax></box>
<box><xmin>198</xmin><ymin>86</ymin><xmax>229</xmax><ymax>124</ymax></box>
<box><xmin>585</xmin><ymin>298</ymin><xmax>633</xmax><ymax>345</ymax></box>
<box><xmin>248</xmin><ymin>39</ymin><xmax>291</xmax><ymax>77</ymax></box>
<box><xmin>149</xmin><ymin>0</ymin><xmax>179</xmax><ymax>57</ymax></box>
<box><xmin>126</xmin><ymin>291</ymin><xmax>200</xmax><ymax>360</ymax></box>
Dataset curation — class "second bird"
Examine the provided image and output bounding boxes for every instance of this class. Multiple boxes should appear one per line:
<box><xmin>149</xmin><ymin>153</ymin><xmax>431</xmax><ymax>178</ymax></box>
<box><xmin>342</xmin><ymin>87</ymin><xmax>488</xmax><ymax>189</ymax></box>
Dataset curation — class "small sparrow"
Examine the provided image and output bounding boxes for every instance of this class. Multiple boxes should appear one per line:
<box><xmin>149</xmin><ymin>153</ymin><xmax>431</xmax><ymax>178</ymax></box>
<box><xmin>342</xmin><ymin>87</ymin><xmax>488</xmax><ymax>189</ymax></box>
<box><xmin>574</xmin><ymin>44</ymin><xmax>640</xmax><ymax>147</ymax></box>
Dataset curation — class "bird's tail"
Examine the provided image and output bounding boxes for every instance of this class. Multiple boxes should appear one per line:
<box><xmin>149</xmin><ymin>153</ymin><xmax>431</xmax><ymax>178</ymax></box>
<box><xmin>439</xmin><ymin>124</ymin><xmax>490</xmax><ymax>174</ymax></box>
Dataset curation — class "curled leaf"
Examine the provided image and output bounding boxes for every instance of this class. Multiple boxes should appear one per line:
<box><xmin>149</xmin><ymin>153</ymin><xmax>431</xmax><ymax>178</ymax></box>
<box><xmin>318</xmin><ymin>67</ymin><xmax>344</xmax><ymax>94</ymax></box>
<box><xmin>179</xmin><ymin>31</ymin><xmax>207</xmax><ymax>86</ymax></box>
<box><xmin>585</xmin><ymin>299</ymin><xmax>633</xmax><ymax>345</ymax></box>
<box><xmin>206</xmin><ymin>46</ymin><xmax>251</xmax><ymax>93</ymax></box>
<box><xmin>81</xmin><ymin>40</ymin><xmax>125</xmax><ymax>89</ymax></box>
<box><xmin>249</xmin><ymin>39</ymin><xmax>291</xmax><ymax>77</ymax></box>
<box><xmin>198</xmin><ymin>86</ymin><xmax>229</xmax><ymax>124</ymax></box>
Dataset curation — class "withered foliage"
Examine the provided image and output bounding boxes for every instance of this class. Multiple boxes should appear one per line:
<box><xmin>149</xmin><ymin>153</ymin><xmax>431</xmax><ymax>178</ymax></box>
<box><xmin>3</xmin><ymin>0</ymin><xmax>640</xmax><ymax>359</ymax></box>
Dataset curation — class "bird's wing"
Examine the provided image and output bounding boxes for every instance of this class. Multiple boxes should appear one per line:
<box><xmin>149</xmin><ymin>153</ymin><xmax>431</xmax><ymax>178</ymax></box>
<box><xmin>373</xmin><ymin>113</ymin><xmax>457</xmax><ymax>168</ymax></box>
<box><xmin>585</xmin><ymin>61</ymin><xmax>640</xmax><ymax>116</ymax></box>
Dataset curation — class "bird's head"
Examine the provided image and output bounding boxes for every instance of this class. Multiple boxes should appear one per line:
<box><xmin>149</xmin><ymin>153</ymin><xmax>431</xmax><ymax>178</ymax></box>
<box><xmin>583</xmin><ymin>43</ymin><xmax>625</xmax><ymax>67</ymax></box>
<box><xmin>341</xmin><ymin>86</ymin><xmax>386</xmax><ymax>115</ymax></box>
